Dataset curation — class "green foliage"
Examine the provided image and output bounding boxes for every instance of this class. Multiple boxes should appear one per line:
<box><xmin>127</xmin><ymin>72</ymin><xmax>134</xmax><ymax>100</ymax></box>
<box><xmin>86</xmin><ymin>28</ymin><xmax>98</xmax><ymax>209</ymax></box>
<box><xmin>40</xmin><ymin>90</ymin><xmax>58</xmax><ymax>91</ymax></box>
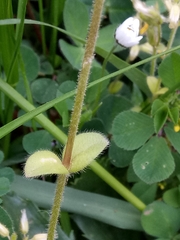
<box><xmin>0</xmin><ymin>206</ymin><xmax>14</xmax><ymax>240</ymax></box>
<box><xmin>3</xmin><ymin>193</ymin><xmax>71</xmax><ymax>239</ymax></box>
<box><xmin>151</xmin><ymin>99</ymin><xmax>168</xmax><ymax>133</ymax></box>
<box><xmin>98</xmin><ymin>96</ymin><xmax>133</xmax><ymax>133</ymax></box>
<box><xmin>133</xmin><ymin>137</ymin><xmax>175</xmax><ymax>184</ymax></box>
<box><xmin>63</xmin><ymin>0</ymin><xmax>89</xmax><ymax>46</ymax></box>
<box><xmin>59</xmin><ymin>40</ymin><xmax>85</xmax><ymax>70</ymax></box>
<box><xmin>163</xmin><ymin>186</ymin><xmax>180</xmax><ymax>208</ymax></box>
<box><xmin>159</xmin><ymin>53</ymin><xmax>180</xmax><ymax>88</ymax></box>
<box><xmin>1</xmin><ymin>0</ymin><xmax>180</xmax><ymax>238</ymax></box>
<box><xmin>131</xmin><ymin>182</ymin><xmax>157</xmax><ymax>204</ymax></box>
<box><xmin>112</xmin><ymin>111</ymin><xmax>154</xmax><ymax>150</ymax></box>
<box><xmin>109</xmin><ymin>140</ymin><xmax>134</xmax><ymax>167</ymax></box>
<box><xmin>22</xmin><ymin>130</ymin><xmax>54</xmax><ymax>154</ymax></box>
<box><xmin>165</xmin><ymin>123</ymin><xmax>180</xmax><ymax>154</ymax></box>
<box><xmin>31</xmin><ymin>78</ymin><xmax>58</xmax><ymax>104</ymax></box>
<box><xmin>11</xmin><ymin>175</ymin><xmax>142</xmax><ymax>231</ymax></box>
<box><xmin>141</xmin><ymin>201</ymin><xmax>180</xmax><ymax>238</ymax></box>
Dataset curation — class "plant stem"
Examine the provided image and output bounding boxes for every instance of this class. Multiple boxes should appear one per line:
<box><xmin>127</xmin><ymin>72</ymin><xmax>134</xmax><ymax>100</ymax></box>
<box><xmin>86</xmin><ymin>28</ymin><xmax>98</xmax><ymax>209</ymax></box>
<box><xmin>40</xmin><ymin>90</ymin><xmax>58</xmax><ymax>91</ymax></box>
<box><xmin>62</xmin><ymin>0</ymin><xmax>105</xmax><ymax>169</ymax></box>
<box><xmin>38</xmin><ymin>0</ymin><xmax>47</xmax><ymax>56</ymax></box>
<box><xmin>93</xmin><ymin>45</ymin><xmax>117</xmax><ymax>112</ymax></box>
<box><xmin>167</xmin><ymin>26</ymin><xmax>178</xmax><ymax>50</ymax></box>
<box><xmin>101</xmin><ymin>45</ymin><xmax>117</xmax><ymax>77</ymax></box>
<box><xmin>90</xmin><ymin>161</ymin><xmax>146</xmax><ymax>211</ymax></box>
<box><xmin>47</xmin><ymin>175</ymin><xmax>67</xmax><ymax>240</ymax></box>
<box><xmin>49</xmin><ymin>0</ymin><xmax>61</xmax><ymax>66</ymax></box>
<box><xmin>150</xmin><ymin>46</ymin><xmax>157</xmax><ymax>76</ymax></box>
<box><xmin>47</xmin><ymin>1</ymin><xmax>105</xmax><ymax>239</ymax></box>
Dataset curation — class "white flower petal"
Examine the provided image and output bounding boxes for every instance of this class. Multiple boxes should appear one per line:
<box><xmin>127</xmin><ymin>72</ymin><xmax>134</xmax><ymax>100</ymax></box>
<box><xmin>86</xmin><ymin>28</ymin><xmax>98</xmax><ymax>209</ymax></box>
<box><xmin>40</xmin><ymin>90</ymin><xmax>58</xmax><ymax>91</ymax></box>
<box><xmin>115</xmin><ymin>17</ymin><xmax>143</xmax><ymax>48</ymax></box>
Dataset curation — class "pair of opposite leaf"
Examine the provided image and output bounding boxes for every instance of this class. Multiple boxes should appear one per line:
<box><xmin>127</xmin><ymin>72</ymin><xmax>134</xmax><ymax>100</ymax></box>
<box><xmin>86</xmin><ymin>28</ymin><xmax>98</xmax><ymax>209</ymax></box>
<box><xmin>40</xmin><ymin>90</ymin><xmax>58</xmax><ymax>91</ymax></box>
<box><xmin>25</xmin><ymin>132</ymin><xmax>109</xmax><ymax>177</ymax></box>
<box><xmin>25</xmin><ymin>17</ymin><xmax>141</xmax><ymax>178</ymax></box>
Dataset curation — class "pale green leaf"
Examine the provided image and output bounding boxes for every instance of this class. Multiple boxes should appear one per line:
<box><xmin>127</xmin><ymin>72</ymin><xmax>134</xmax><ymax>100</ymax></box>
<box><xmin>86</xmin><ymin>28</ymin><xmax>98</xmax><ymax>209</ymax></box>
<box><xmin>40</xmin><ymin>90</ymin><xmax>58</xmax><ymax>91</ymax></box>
<box><xmin>64</xmin><ymin>133</ymin><xmax>109</xmax><ymax>173</ymax></box>
<box><xmin>24</xmin><ymin>150</ymin><xmax>68</xmax><ymax>177</ymax></box>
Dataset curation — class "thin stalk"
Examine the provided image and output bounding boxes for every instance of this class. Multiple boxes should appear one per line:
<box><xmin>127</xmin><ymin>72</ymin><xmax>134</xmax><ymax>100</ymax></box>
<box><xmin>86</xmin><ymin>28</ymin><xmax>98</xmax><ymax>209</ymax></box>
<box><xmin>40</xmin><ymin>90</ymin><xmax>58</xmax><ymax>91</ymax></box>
<box><xmin>47</xmin><ymin>175</ymin><xmax>67</xmax><ymax>240</ymax></box>
<box><xmin>101</xmin><ymin>45</ymin><xmax>117</xmax><ymax>77</ymax></box>
<box><xmin>90</xmin><ymin>161</ymin><xmax>146</xmax><ymax>211</ymax></box>
<box><xmin>93</xmin><ymin>45</ymin><xmax>117</xmax><ymax>111</ymax></box>
<box><xmin>38</xmin><ymin>0</ymin><xmax>47</xmax><ymax>56</ymax></box>
<box><xmin>47</xmin><ymin>1</ymin><xmax>104</xmax><ymax>239</ymax></box>
<box><xmin>167</xmin><ymin>26</ymin><xmax>178</xmax><ymax>50</ymax></box>
<box><xmin>150</xmin><ymin>46</ymin><xmax>157</xmax><ymax>76</ymax></box>
<box><xmin>62</xmin><ymin>0</ymin><xmax>105</xmax><ymax>169</ymax></box>
<box><xmin>49</xmin><ymin>0</ymin><xmax>61</xmax><ymax>66</ymax></box>
<box><xmin>19</xmin><ymin>55</ymin><xmax>36</xmax><ymax>130</ymax></box>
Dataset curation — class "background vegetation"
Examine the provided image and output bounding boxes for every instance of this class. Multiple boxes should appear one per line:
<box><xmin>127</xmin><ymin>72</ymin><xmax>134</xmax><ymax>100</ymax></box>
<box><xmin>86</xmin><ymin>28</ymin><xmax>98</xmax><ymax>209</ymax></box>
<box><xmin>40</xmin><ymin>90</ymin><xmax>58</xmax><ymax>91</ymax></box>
<box><xmin>1</xmin><ymin>0</ymin><xmax>180</xmax><ymax>239</ymax></box>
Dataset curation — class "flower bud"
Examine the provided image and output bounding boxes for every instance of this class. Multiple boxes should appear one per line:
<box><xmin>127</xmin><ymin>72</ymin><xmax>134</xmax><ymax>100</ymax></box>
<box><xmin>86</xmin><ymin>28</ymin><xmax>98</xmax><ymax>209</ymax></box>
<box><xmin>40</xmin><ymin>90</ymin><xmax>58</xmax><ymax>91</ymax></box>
<box><xmin>147</xmin><ymin>25</ymin><xmax>161</xmax><ymax>47</ymax></box>
<box><xmin>132</xmin><ymin>0</ymin><xmax>164</xmax><ymax>25</ymax></box>
<box><xmin>129</xmin><ymin>45</ymin><xmax>140</xmax><ymax>61</ymax></box>
<box><xmin>20</xmin><ymin>209</ymin><xmax>29</xmax><ymax>235</ymax></box>
<box><xmin>140</xmin><ymin>42</ymin><xmax>153</xmax><ymax>54</ymax></box>
<box><xmin>115</xmin><ymin>17</ymin><xmax>143</xmax><ymax>48</ymax></box>
<box><xmin>30</xmin><ymin>233</ymin><xmax>47</xmax><ymax>240</ymax></box>
<box><xmin>0</xmin><ymin>223</ymin><xmax>10</xmax><ymax>238</ymax></box>
<box><xmin>147</xmin><ymin>76</ymin><xmax>160</xmax><ymax>94</ymax></box>
<box><xmin>169</xmin><ymin>3</ymin><xmax>180</xmax><ymax>28</ymax></box>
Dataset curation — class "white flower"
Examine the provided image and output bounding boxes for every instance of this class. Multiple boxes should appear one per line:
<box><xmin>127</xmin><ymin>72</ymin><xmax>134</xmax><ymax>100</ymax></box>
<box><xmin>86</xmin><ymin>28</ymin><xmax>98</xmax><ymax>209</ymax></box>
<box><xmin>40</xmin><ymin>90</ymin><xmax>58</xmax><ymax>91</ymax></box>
<box><xmin>132</xmin><ymin>0</ymin><xmax>152</xmax><ymax>15</ymax></box>
<box><xmin>169</xmin><ymin>3</ymin><xmax>180</xmax><ymax>28</ymax></box>
<box><xmin>0</xmin><ymin>223</ymin><xmax>9</xmax><ymax>238</ymax></box>
<box><xmin>20</xmin><ymin>209</ymin><xmax>29</xmax><ymax>234</ymax></box>
<box><xmin>132</xmin><ymin>0</ymin><xmax>164</xmax><ymax>25</ymax></box>
<box><xmin>115</xmin><ymin>17</ymin><xmax>143</xmax><ymax>48</ymax></box>
<box><xmin>164</xmin><ymin>0</ymin><xmax>180</xmax><ymax>28</ymax></box>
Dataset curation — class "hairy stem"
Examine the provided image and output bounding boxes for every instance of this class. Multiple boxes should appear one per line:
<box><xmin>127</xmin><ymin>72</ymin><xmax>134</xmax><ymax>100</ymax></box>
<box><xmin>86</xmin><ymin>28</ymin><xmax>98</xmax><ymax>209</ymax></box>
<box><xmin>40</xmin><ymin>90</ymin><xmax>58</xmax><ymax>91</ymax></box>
<box><xmin>47</xmin><ymin>1</ymin><xmax>105</xmax><ymax>239</ymax></box>
<box><xmin>62</xmin><ymin>0</ymin><xmax>105</xmax><ymax>169</ymax></box>
<box><xmin>47</xmin><ymin>175</ymin><xmax>67</xmax><ymax>240</ymax></box>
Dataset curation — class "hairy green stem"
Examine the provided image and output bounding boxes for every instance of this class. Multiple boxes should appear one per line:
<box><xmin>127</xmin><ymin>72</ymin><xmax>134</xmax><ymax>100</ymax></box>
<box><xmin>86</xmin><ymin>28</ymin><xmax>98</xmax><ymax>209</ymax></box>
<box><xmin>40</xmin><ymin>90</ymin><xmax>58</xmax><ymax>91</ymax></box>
<box><xmin>47</xmin><ymin>175</ymin><xmax>67</xmax><ymax>240</ymax></box>
<box><xmin>62</xmin><ymin>0</ymin><xmax>105</xmax><ymax>169</ymax></box>
<box><xmin>167</xmin><ymin>26</ymin><xmax>178</xmax><ymax>50</ymax></box>
<box><xmin>47</xmin><ymin>1</ymin><xmax>105</xmax><ymax>239</ymax></box>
